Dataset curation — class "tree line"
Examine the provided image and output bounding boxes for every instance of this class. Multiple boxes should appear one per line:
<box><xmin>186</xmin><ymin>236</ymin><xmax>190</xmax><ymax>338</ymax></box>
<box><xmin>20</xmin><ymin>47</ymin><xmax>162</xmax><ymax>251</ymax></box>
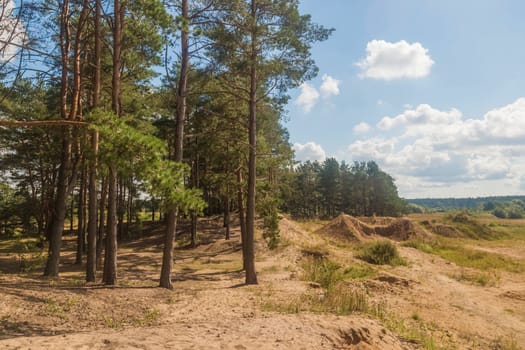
<box><xmin>408</xmin><ymin>196</ymin><xmax>525</xmax><ymax>216</ymax></box>
<box><xmin>281</xmin><ymin>158</ymin><xmax>407</xmax><ymax>219</ymax></box>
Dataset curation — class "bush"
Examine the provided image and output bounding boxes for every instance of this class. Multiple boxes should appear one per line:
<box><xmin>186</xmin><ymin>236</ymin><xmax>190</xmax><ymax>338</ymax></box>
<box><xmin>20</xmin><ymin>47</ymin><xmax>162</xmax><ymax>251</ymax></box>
<box><xmin>493</xmin><ymin>208</ymin><xmax>507</xmax><ymax>219</ymax></box>
<box><xmin>449</xmin><ymin>211</ymin><xmax>470</xmax><ymax>223</ymax></box>
<box><xmin>507</xmin><ymin>209</ymin><xmax>523</xmax><ymax>219</ymax></box>
<box><xmin>358</xmin><ymin>241</ymin><xmax>405</xmax><ymax>266</ymax></box>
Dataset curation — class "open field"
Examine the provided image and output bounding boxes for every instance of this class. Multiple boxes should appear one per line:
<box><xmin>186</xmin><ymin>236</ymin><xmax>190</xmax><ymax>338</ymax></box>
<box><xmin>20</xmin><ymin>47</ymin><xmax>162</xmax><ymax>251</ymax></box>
<box><xmin>0</xmin><ymin>213</ymin><xmax>524</xmax><ymax>349</ymax></box>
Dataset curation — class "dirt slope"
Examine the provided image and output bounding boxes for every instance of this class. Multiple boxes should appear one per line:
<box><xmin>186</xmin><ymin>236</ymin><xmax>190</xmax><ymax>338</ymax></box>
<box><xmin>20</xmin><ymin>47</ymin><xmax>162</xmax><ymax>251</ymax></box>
<box><xmin>0</xmin><ymin>218</ymin><xmax>415</xmax><ymax>350</ymax></box>
<box><xmin>1</xmin><ymin>216</ymin><xmax>523</xmax><ymax>349</ymax></box>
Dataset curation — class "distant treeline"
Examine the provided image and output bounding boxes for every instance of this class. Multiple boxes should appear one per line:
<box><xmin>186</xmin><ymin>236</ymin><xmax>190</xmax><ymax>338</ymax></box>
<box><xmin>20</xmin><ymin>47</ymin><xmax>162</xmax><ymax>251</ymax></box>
<box><xmin>408</xmin><ymin>196</ymin><xmax>525</xmax><ymax>212</ymax></box>
<box><xmin>281</xmin><ymin>159</ymin><xmax>407</xmax><ymax>219</ymax></box>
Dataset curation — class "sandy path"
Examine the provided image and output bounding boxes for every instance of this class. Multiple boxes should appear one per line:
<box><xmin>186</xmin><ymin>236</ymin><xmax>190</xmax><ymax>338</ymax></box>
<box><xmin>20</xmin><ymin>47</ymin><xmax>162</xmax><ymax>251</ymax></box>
<box><xmin>0</xmin><ymin>274</ymin><xmax>413</xmax><ymax>350</ymax></box>
<box><xmin>385</xmin><ymin>246</ymin><xmax>525</xmax><ymax>348</ymax></box>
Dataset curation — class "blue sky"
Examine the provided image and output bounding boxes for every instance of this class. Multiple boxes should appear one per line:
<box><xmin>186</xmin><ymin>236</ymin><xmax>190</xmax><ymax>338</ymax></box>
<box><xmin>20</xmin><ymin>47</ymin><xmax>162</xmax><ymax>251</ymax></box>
<box><xmin>287</xmin><ymin>0</ymin><xmax>525</xmax><ymax>198</ymax></box>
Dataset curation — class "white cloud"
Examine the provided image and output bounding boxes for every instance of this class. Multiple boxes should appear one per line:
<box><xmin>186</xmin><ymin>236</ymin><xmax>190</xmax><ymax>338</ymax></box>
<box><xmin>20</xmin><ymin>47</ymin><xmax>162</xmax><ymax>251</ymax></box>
<box><xmin>348</xmin><ymin>137</ymin><xmax>396</xmax><ymax>163</ymax></box>
<box><xmin>0</xmin><ymin>0</ymin><xmax>25</xmax><ymax>62</ymax></box>
<box><xmin>466</xmin><ymin>153</ymin><xmax>510</xmax><ymax>180</ymax></box>
<box><xmin>295</xmin><ymin>82</ymin><xmax>319</xmax><ymax>113</ymax></box>
<box><xmin>353</xmin><ymin>122</ymin><xmax>372</xmax><ymax>134</ymax></box>
<box><xmin>356</xmin><ymin>40</ymin><xmax>434</xmax><ymax>80</ymax></box>
<box><xmin>320</xmin><ymin>74</ymin><xmax>340</xmax><ymax>98</ymax></box>
<box><xmin>377</xmin><ymin>104</ymin><xmax>462</xmax><ymax>132</ymax></box>
<box><xmin>377</xmin><ymin>100</ymin><xmax>384</xmax><ymax>106</ymax></box>
<box><xmin>295</xmin><ymin>75</ymin><xmax>342</xmax><ymax>112</ymax></box>
<box><xmin>293</xmin><ymin>142</ymin><xmax>326</xmax><ymax>162</ymax></box>
<box><xmin>346</xmin><ymin>98</ymin><xmax>525</xmax><ymax>196</ymax></box>
<box><xmin>475</xmin><ymin>97</ymin><xmax>525</xmax><ymax>140</ymax></box>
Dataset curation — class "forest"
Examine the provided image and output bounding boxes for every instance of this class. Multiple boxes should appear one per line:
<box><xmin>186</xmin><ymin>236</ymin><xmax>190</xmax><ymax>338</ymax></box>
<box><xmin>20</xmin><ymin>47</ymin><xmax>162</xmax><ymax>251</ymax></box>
<box><xmin>0</xmin><ymin>0</ymin><xmax>404</xmax><ymax>287</ymax></box>
<box><xmin>408</xmin><ymin>196</ymin><xmax>525</xmax><ymax>218</ymax></box>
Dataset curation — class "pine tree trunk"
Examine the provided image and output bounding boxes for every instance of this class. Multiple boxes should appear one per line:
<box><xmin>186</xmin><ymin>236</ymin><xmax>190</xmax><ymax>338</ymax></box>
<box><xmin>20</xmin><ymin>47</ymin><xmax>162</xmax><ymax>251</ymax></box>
<box><xmin>127</xmin><ymin>182</ymin><xmax>132</xmax><ymax>235</ymax></box>
<box><xmin>160</xmin><ymin>0</ymin><xmax>189</xmax><ymax>289</ymax></box>
<box><xmin>224</xmin><ymin>195</ymin><xmax>230</xmax><ymax>240</ymax></box>
<box><xmin>44</xmin><ymin>0</ymin><xmax>72</xmax><ymax>277</ymax></box>
<box><xmin>117</xmin><ymin>178</ymin><xmax>124</xmax><ymax>241</ymax></box>
<box><xmin>44</xmin><ymin>130</ymin><xmax>72</xmax><ymax>277</ymax></box>
<box><xmin>103</xmin><ymin>165</ymin><xmax>117</xmax><ymax>285</ymax></box>
<box><xmin>96</xmin><ymin>176</ymin><xmax>106</xmax><ymax>269</ymax></box>
<box><xmin>190</xmin><ymin>151</ymin><xmax>199</xmax><ymax>247</ymax></box>
<box><xmin>236</xmin><ymin>168</ymin><xmax>247</xmax><ymax>271</ymax></box>
<box><xmin>86</xmin><ymin>131</ymin><xmax>98</xmax><ymax>282</ymax></box>
<box><xmin>160</xmin><ymin>209</ymin><xmax>177</xmax><ymax>289</ymax></box>
<box><xmin>151</xmin><ymin>201</ymin><xmax>155</xmax><ymax>221</ymax></box>
<box><xmin>75</xmin><ymin>162</ymin><xmax>86</xmax><ymax>264</ymax></box>
<box><xmin>102</xmin><ymin>0</ymin><xmax>123</xmax><ymax>285</ymax></box>
<box><xmin>244</xmin><ymin>0</ymin><xmax>258</xmax><ymax>285</ymax></box>
<box><xmin>87</xmin><ymin>0</ymin><xmax>101</xmax><ymax>282</ymax></box>
<box><xmin>190</xmin><ymin>214</ymin><xmax>197</xmax><ymax>247</ymax></box>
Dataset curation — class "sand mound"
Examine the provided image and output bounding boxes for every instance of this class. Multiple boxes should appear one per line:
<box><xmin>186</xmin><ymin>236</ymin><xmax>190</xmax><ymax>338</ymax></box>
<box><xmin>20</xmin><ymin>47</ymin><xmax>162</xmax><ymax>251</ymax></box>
<box><xmin>315</xmin><ymin>214</ymin><xmax>424</xmax><ymax>242</ymax></box>
<box><xmin>374</xmin><ymin>218</ymin><xmax>423</xmax><ymax>241</ymax></box>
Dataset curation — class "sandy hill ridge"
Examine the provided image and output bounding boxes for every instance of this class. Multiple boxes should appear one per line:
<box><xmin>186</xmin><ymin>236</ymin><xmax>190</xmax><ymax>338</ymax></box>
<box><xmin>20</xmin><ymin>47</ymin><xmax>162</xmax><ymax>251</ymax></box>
<box><xmin>314</xmin><ymin>214</ymin><xmax>426</xmax><ymax>242</ymax></box>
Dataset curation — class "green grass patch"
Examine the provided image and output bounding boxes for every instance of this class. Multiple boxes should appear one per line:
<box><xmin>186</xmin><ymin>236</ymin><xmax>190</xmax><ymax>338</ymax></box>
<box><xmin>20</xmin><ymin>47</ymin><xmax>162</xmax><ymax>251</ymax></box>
<box><xmin>357</xmin><ymin>241</ymin><xmax>407</xmax><ymax>266</ymax></box>
<box><xmin>379</xmin><ymin>313</ymin><xmax>441</xmax><ymax>350</ymax></box>
<box><xmin>438</xmin><ymin>247</ymin><xmax>523</xmax><ymax>272</ymax></box>
<box><xmin>444</xmin><ymin>212</ymin><xmax>504</xmax><ymax>240</ymax></box>
<box><xmin>301</xmin><ymin>255</ymin><xmax>343</xmax><ymax>289</ymax></box>
<box><xmin>488</xmin><ymin>223</ymin><xmax>525</xmax><ymax>241</ymax></box>
<box><xmin>449</xmin><ymin>269</ymin><xmax>500</xmax><ymax>286</ymax></box>
<box><xmin>301</xmin><ymin>254</ymin><xmax>376</xmax><ymax>289</ymax></box>
<box><xmin>404</xmin><ymin>238</ymin><xmax>524</xmax><ymax>273</ymax></box>
<box><xmin>342</xmin><ymin>264</ymin><xmax>377</xmax><ymax>280</ymax></box>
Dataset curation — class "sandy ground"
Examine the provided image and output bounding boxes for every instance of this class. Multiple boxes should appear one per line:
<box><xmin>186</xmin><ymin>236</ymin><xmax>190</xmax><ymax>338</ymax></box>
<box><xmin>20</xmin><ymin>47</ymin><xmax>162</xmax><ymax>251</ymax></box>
<box><xmin>0</xmin><ymin>216</ymin><xmax>524</xmax><ymax>349</ymax></box>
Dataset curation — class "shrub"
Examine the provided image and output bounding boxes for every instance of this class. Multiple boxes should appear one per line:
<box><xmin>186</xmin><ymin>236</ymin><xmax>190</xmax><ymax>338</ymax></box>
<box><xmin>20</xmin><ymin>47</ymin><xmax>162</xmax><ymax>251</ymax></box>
<box><xmin>492</xmin><ymin>208</ymin><xmax>507</xmax><ymax>218</ymax></box>
<box><xmin>507</xmin><ymin>209</ymin><xmax>523</xmax><ymax>219</ymax></box>
<box><xmin>358</xmin><ymin>241</ymin><xmax>406</xmax><ymax>266</ymax></box>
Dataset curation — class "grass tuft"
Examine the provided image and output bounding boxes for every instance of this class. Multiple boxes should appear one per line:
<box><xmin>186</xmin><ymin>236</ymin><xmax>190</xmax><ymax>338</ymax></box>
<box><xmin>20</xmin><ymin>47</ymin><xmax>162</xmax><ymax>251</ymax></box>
<box><xmin>357</xmin><ymin>241</ymin><xmax>406</xmax><ymax>266</ymax></box>
<box><xmin>450</xmin><ymin>269</ymin><xmax>500</xmax><ymax>287</ymax></box>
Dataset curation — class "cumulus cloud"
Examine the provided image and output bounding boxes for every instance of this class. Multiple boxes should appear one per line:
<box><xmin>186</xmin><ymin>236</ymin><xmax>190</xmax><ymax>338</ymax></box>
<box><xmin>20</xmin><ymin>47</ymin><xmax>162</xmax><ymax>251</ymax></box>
<box><xmin>294</xmin><ymin>74</ymin><xmax>341</xmax><ymax>112</ymax></box>
<box><xmin>356</xmin><ymin>40</ymin><xmax>434</xmax><ymax>80</ymax></box>
<box><xmin>320</xmin><ymin>74</ymin><xmax>340</xmax><ymax>98</ymax></box>
<box><xmin>295</xmin><ymin>82</ymin><xmax>319</xmax><ymax>113</ymax></box>
<box><xmin>378</xmin><ymin>104</ymin><xmax>461</xmax><ymax>130</ymax></box>
<box><xmin>474</xmin><ymin>97</ymin><xmax>525</xmax><ymax>140</ymax></box>
<box><xmin>346</xmin><ymin>98</ymin><xmax>525</xmax><ymax>196</ymax></box>
<box><xmin>293</xmin><ymin>142</ymin><xmax>326</xmax><ymax>162</ymax></box>
<box><xmin>466</xmin><ymin>153</ymin><xmax>510</xmax><ymax>180</ymax></box>
<box><xmin>384</xmin><ymin>98</ymin><xmax>525</xmax><ymax>145</ymax></box>
<box><xmin>348</xmin><ymin>137</ymin><xmax>396</xmax><ymax>163</ymax></box>
<box><xmin>0</xmin><ymin>0</ymin><xmax>25</xmax><ymax>62</ymax></box>
<box><xmin>353</xmin><ymin>122</ymin><xmax>371</xmax><ymax>134</ymax></box>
